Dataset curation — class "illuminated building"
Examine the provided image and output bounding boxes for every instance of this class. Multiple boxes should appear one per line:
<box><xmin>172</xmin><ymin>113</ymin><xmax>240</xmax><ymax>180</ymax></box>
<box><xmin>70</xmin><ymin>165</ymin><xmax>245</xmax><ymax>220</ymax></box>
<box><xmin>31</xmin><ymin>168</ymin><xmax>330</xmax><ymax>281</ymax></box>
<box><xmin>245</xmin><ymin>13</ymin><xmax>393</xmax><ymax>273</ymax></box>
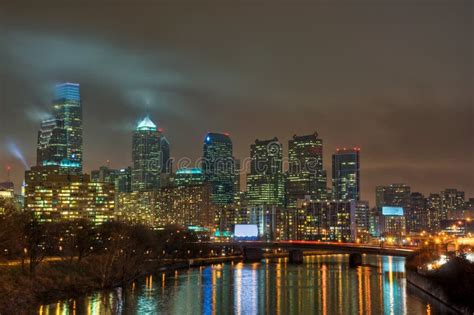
<box><xmin>52</xmin><ymin>83</ymin><xmax>83</xmax><ymax>174</ymax></box>
<box><xmin>426</xmin><ymin>193</ymin><xmax>442</xmax><ymax>232</ymax></box>
<box><xmin>24</xmin><ymin>165</ymin><xmax>114</xmax><ymax>225</ymax></box>
<box><xmin>115</xmin><ymin>167</ymin><xmax>132</xmax><ymax>193</ymax></box>
<box><xmin>116</xmin><ymin>191</ymin><xmax>163</xmax><ymax>228</ymax></box>
<box><xmin>91</xmin><ymin>166</ymin><xmax>119</xmax><ymax>183</ymax></box>
<box><xmin>441</xmin><ymin>188</ymin><xmax>465</xmax><ymax>220</ymax></box>
<box><xmin>439</xmin><ymin>219</ymin><xmax>473</xmax><ymax>237</ymax></box>
<box><xmin>117</xmin><ymin>180</ymin><xmax>214</xmax><ymax>229</ymax></box>
<box><xmin>202</xmin><ymin>132</ymin><xmax>235</xmax><ymax>205</ymax></box>
<box><xmin>246</xmin><ymin>138</ymin><xmax>285</xmax><ymax>207</ymax></box>
<box><xmin>0</xmin><ymin>182</ymin><xmax>16</xmax><ymax>214</ymax></box>
<box><xmin>406</xmin><ymin>192</ymin><xmax>428</xmax><ymax>233</ymax></box>
<box><xmin>174</xmin><ymin>168</ymin><xmax>205</xmax><ymax>187</ymax></box>
<box><xmin>380</xmin><ymin>206</ymin><xmax>406</xmax><ymax>238</ymax></box>
<box><xmin>132</xmin><ymin>116</ymin><xmax>162</xmax><ymax>191</ymax></box>
<box><xmin>92</xmin><ymin>166</ymin><xmax>132</xmax><ymax>194</ymax></box>
<box><xmin>332</xmin><ymin>148</ymin><xmax>360</xmax><ymax>201</ymax></box>
<box><xmin>286</xmin><ymin>133</ymin><xmax>327</xmax><ymax>208</ymax></box>
<box><xmin>160</xmin><ymin>136</ymin><xmax>172</xmax><ymax>174</ymax></box>
<box><xmin>368</xmin><ymin>207</ymin><xmax>381</xmax><ymax>237</ymax></box>
<box><xmin>233</xmin><ymin>158</ymin><xmax>241</xmax><ymax>199</ymax></box>
<box><xmin>375</xmin><ymin>184</ymin><xmax>411</xmax><ymax>209</ymax></box>
<box><xmin>36</xmin><ymin>118</ymin><xmax>68</xmax><ymax>167</ymax></box>
<box><xmin>377</xmin><ymin>184</ymin><xmax>410</xmax><ymax>239</ymax></box>
<box><xmin>294</xmin><ymin>199</ymin><xmax>356</xmax><ymax>242</ymax></box>
<box><xmin>355</xmin><ymin>200</ymin><xmax>370</xmax><ymax>233</ymax></box>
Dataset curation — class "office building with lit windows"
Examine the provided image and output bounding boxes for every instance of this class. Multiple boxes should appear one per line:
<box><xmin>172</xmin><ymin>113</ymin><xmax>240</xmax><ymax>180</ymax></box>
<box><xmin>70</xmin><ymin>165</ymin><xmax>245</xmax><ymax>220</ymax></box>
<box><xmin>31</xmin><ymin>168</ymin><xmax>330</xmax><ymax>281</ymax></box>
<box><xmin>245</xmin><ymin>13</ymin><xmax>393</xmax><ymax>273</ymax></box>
<box><xmin>132</xmin><ymin>116</ymin><xmax>162</xmax><ymax>191</ymax></box>
<box><xmin>117</xmin><ymin>178</ymin><xmax>214</xmax><ymax>229</ymax></box>
<box><xmin>174</xmin><ymin>168</ymin><xmax>205</xmax><ymax>187</ymax></box>
<box><xmin>246</xmin><ymin>138</ymin><xmax>285</xmax><ymax>207</ymax></box>
<box><xmin>406</xmin><ymin>192</ymin><xmax>428</xmax><ymax>233</ymax></box>
<box><xmin>36</xmin><ymin>118</ymin><xmax>68</xmax><ymax>167</ymax></box>
<box><xmin>426</xmin><ymin>193</ymin><xmax>442</xmax><ymax>232</ymax></box>
<box><xmin>52</xmin><ymin>83</ymin><xmax>83</xmax><ymax>173</ymax></box>
<box><xmin>332</xmin><ymin>148</ymin><xmax>360</xmax><ymax>201</ymax></box>
<box><xmin>286</xmin><ymin>133</ymin><xmax>327</xmax><ymax>208</ymax></box>
<box><xmin>375</xmin><ymin>184</ymin><xmax>411</xmax><ymax>209</ymax></box>
<box><xmin>25</xmin><ymin>165</ymin><xmax>114</xmax><ymax>225</ymax></box>
<box><xmin>36</xmin><ymin>83</ymin><xmax>82</xmax><ymax>174</ymax></box>
<box><xmin>202</xmin><ymin>133</ymin><xmax>235</xmax><ymax>205</ymax></box>
<box><xmin>294</xmin><ymin>200</ymin><xmax>356</xmax><ymax>242</ymax></box>
<box><xmin>441</xmin><ymin>188</ymin><xmax>465</xmax><ymax>220</ymax></box>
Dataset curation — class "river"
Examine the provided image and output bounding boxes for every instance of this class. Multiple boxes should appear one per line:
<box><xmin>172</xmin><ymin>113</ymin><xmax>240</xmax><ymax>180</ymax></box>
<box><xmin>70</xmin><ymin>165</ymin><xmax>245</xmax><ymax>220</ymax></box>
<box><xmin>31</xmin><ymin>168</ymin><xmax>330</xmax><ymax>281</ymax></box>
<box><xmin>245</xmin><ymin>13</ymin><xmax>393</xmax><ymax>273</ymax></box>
<box><xmin>38</xmin><ymin>254</ymin><xmax>455</xmax><ymax>314</ymax></box>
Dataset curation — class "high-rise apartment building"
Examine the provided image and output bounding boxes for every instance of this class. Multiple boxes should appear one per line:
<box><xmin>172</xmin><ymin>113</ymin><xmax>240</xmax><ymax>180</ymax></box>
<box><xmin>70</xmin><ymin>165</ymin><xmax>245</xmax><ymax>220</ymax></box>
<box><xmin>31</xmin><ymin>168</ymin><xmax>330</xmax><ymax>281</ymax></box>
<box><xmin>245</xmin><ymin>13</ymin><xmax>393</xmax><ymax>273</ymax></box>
<box><xmin>202</xmin><ymin>133</ymin><xmax>235</xmax><ymax>205</ymax></box>
<box><xmin>332</xmin><ymin>148</ymin><xmax>360</xmax><ymax>201</ymax></box>
<box><xmin>286</xmin><ymin>133</ymin><xmax>327</xmax><ymax>208</ymax></box>
<box><xmin>246</xmin><ymin>138</ymin><xmax>285</xmax><ymax>207</ymax></box>
<box><xmin>441</xmin><ymin>188</ymin><xmax>465</xmax><ymax>220</ymax></box>
<box><xmin>406</xmin><ymin>192</ymin><xmax>428</xmax><ymax>233</ymax></box>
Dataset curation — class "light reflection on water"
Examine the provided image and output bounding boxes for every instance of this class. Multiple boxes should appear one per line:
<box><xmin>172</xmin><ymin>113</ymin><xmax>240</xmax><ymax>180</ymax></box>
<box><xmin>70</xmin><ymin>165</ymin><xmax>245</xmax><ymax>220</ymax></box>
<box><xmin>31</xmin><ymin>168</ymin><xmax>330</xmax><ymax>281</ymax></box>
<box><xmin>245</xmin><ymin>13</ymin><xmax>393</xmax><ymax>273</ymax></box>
<box><xmin>38</xmin><ymin>255</ymin><xmax>455</xmax><ymax>315</ymax></box>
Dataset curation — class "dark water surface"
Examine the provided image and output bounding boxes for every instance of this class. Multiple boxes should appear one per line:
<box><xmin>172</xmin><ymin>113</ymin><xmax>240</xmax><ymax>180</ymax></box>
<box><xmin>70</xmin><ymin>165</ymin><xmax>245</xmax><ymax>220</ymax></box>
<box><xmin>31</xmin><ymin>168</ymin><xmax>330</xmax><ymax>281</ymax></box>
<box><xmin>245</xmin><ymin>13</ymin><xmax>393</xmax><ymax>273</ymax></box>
<box><xmin>39</xmin><ymin>254</ymin><xmax>455</xmax><ymax>314</ymax></box>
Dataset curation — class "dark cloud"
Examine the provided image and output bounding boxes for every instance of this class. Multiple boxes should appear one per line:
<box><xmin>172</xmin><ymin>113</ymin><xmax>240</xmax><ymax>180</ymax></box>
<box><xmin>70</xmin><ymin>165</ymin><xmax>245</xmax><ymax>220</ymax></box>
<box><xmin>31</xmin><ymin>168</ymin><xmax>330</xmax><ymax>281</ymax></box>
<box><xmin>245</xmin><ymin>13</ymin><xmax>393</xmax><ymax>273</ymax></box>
<box><xmin>0</xmin><ymin>0</ymin><xmax>472</xmax><ymax>204</ymax></box>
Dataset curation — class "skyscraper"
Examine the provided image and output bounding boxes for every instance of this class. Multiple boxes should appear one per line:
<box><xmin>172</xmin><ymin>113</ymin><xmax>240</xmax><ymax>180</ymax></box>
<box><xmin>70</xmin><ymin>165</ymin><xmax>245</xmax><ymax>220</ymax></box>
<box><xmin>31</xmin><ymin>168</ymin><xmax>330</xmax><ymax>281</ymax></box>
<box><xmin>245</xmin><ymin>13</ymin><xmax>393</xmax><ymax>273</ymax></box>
<box><xmin>132</xmin><ymin>116</ymin><xmax>162</xmax><ymax>191</ymax></box>
<box><xmin>246</xmin><ymin>138</ymin><xmax>285</xmax><ymax>206</ymax></box>
<box><xmin>427</xmin><ymin>193</ymin><xmax>442</xmax><ymax>232</ymax></box>
<box><xmin>52</xmin><ymin>83</ymin><xmax>83</xmax><ymax>173</ymax></box>
<box><xmin>286</xmin><ymin>133</ymin><xmax>327</xmax><ymax>207</ymax></box>
<box><xmin>160</xmin><ymin>136</ymin><xmax>171</xmax><ymax>174</ymax></box>
<box><xmin>36</xmin><ymin>118</ymin><xmax>67</xmax><ymax>167</ymax></box>
<box><xmin>375</xmin><ymin>184</ymin><xmax>411</xmax><ymax>209</ymax></box>
<box><xmin>332</xmin><ymin>147</ymin><xmax>360</xmax><ymax>201</ymax></box>
<box><xmin>36</xmin><ymin>83</ymin><xmax>82</xmax><ymax>173</ymax></box>
<box><xmin>406</xmin><ymin>192</ymin><xmax>428</xmax><ymax>233</ymax></box>
<box><xmin>202</xmin><ymin>133</ymin><xmax>235</xmax><ymax>205</ymax></box>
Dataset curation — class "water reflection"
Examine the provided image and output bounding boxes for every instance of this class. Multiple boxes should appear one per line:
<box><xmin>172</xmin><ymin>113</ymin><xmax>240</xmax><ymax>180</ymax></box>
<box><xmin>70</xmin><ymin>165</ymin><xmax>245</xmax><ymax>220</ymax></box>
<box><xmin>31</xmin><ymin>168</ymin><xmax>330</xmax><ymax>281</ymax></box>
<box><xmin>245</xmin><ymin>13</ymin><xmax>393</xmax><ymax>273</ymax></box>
<box><xmin>38</xmin><ymin>255</ymin><xmax>454</xmax><ymax>314</ymax></box>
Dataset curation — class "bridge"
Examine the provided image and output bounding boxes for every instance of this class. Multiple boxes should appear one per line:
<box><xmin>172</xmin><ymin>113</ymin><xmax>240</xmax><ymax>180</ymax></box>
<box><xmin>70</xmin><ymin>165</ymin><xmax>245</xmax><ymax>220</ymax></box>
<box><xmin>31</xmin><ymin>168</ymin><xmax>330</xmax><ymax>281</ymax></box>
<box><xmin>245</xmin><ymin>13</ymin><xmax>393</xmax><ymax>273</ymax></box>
<box><xmin>205</xmin><ymin>240</ymin><xmax>416</xmax><ymax>265</ymax></box>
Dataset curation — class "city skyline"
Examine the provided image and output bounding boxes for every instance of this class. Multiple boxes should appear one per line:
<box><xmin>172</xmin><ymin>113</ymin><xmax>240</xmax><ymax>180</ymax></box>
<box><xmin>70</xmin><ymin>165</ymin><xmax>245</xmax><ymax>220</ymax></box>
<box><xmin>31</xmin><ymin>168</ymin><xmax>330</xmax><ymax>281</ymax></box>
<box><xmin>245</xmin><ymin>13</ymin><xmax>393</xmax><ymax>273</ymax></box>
<box><xmin>1</xmin><ymin>1</ymin><xmax>472</xmax><ymax>206</ymax></box>
<box><xmin>1</xmin><ymin>103</ymin><xmax>473</xmax><ymax>206</ymax></box>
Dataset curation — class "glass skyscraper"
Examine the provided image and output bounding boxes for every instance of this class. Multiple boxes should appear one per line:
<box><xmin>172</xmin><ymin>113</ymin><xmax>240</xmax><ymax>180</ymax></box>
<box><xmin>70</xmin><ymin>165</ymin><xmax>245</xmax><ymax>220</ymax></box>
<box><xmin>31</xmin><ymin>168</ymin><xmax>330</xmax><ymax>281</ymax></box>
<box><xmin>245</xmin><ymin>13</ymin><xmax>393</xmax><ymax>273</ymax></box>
<box><xmin>202</xmin><ymin>133</ymin><xmax>235</xmax><ymax>205</ymax></box>
<box><xmin>36</xmin><ymin>83</ymin><xmax>82</xmax><ymax>174</ymax></box>
<box><xmin>332</xmin><ymin>147</ymin><xmax>360</xmax><ymax>201</ymax></box>
<box><xmin>52</xmin><ymin>83</ymin><xmax>83</xmax><ymax>173</ymax></box>
<box><xmin>132</xmin><ymin>116</ymin><xmax>162</xmax><ymax>191</ymax></box>
<box><xmin>246</xmin><ymin>138</ymin><xmax>285</xmax><ymax>206</ymax></box>
<box><xmin>286</xmin><ymin>133</ymin><xmax>327</xmax><ymax>208</ymax></box>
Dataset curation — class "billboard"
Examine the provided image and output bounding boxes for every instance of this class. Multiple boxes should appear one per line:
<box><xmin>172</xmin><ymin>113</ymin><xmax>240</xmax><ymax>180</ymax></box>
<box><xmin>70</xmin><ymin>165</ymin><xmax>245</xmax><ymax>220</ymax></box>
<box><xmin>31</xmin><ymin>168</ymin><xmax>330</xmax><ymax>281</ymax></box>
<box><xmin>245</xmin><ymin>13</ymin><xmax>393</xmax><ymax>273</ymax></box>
<box><xmin>234</xmin><ymin>224</ymin><xmax>259</xmax><ymax>238</ymax></box>
<box><xmin>382</xmin><ymin>206</ymin><xmax>404</xmax><ymax>216</ymax></box>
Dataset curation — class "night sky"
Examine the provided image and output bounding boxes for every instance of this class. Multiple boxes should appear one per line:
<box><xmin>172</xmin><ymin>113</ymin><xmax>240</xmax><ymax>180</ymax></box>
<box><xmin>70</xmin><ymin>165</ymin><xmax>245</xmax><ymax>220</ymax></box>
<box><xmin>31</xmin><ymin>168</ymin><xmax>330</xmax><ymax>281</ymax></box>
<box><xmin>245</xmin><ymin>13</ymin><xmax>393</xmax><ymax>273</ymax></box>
<box><xmin>0</xmin><ymin>0</ymin><xmax>472</xmax><ymax>205</ymax></box>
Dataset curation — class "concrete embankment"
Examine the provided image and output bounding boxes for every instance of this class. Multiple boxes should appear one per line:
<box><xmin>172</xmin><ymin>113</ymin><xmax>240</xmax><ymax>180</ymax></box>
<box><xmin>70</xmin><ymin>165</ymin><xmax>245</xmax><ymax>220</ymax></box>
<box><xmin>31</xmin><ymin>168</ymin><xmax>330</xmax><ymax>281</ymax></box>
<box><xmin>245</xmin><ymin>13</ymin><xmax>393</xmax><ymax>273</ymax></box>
<box><xmin>406</xmin><ymin>269</ymin><xmax>472</xmax><ymax>315</ymax></box>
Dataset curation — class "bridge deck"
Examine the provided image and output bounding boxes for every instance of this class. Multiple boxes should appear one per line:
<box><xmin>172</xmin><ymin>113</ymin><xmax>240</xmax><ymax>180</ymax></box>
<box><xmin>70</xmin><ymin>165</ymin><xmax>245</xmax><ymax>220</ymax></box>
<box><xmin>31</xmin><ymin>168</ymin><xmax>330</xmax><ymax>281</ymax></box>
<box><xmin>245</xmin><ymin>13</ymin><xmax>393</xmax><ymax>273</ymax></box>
<box><xmin>204</xmin><ymin>241</ymin><xmax>415</xmax><ymax>257</ymax></box>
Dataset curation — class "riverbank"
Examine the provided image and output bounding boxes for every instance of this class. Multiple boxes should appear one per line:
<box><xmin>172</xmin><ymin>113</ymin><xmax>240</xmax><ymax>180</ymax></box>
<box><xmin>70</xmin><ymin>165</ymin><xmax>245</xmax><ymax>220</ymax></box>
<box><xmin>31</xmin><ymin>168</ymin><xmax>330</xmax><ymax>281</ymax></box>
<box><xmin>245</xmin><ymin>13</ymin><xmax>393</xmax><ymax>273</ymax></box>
<box><xmin>406</xmin><ymin>269</ymin><xmax>471</xmax><ymax>314</ymax></box>
<box><xmin>0</xmin><ymin>253</ymin><xmax>281</xmax><ymax>313</ymax></box>
<box><xmin>405</xmin><ymin>252</ymin><xmax>474</xmax><ymax>314</ymax></box>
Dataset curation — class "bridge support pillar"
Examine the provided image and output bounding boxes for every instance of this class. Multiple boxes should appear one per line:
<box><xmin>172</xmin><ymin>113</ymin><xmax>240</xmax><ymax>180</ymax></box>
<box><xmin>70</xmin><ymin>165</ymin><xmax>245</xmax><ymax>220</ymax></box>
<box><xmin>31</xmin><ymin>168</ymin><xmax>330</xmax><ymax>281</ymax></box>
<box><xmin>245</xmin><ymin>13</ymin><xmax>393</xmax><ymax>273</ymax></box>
<box><xmin>349</xmin><ymin>253</ymin><xmax>362</xmax><ymax>267</ymax></box>
<box><xmin>288</xmin><ymin>249</ymin><xmax>304</xmax><ymax>264</ymax></box>
<box><xmin>243</xmin><ymin>247</ymin><xmax>263</xmax><ymax>263</ymax></box>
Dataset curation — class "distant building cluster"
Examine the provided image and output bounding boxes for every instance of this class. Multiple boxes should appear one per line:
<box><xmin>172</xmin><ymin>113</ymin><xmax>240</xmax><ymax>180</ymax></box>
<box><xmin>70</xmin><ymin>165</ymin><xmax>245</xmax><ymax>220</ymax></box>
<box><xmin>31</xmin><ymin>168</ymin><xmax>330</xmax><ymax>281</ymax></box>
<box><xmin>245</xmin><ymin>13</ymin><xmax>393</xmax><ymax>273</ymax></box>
<box><xmin>11</xmin><ymin>82</ymin><xmax>473</xmax><ymax>242</ymax></box>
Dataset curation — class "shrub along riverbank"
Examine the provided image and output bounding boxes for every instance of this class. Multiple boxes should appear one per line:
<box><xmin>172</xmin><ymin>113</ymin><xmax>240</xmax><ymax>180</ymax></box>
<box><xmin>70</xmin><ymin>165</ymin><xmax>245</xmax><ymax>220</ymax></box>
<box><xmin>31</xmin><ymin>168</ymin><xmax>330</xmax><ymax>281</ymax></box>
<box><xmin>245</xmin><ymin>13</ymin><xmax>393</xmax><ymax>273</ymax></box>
<box><xmin>0</xmin><ymin>211</ymin><xmax>215</xmax><ymax>313</ymax></box>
